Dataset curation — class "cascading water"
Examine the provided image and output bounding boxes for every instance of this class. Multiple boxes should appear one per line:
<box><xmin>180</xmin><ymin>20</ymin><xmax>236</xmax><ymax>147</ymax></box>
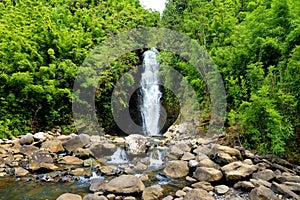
<box><xmin>140</xmin><ymin>48</ymin><xmax>162</xmax><ymax>136</ymax></box>
<box><xmin>107</xmin><ymin>147</ymin><xmax>129</xmax><ymax>164</ymax></box>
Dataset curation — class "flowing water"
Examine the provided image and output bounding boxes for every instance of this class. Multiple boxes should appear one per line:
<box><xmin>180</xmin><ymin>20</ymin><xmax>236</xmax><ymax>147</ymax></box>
<box><xmin>140</xmin><ymin>48</ymin><xmax>162</xmax><ymax>136</ymax></box>
<box><xmin>106</xmin><ymin>147</ymin><xmax>129</xmax><ymax>164</ymax></box>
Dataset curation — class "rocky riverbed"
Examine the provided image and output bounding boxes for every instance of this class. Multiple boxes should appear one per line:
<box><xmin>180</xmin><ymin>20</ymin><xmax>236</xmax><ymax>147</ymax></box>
<box><xmin>0</xmin><ymin>124</ymin><xmax>299</xmax><ymax>200</ymax></box>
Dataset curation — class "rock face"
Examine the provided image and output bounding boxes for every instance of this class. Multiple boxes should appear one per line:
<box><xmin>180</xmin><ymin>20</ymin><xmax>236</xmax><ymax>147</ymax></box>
<box><xmin>142</xmin><ymin>185</ymin><xmax>163</xmax><ymax>200</ymax></box>
<box><xmin>125</xmin><ymin>134</ymin><xmax>148</xmax><ymax>154</ymax></box>
<box><xmin>105</xmin><ymin>175</ymin><xmax>145</xmax><ymax>194</ymax></box>
<box><xmin>56</xmin><ymin>193</ymin><xmax>82</xmax><ymax>200</ymax></box>
<box><xmin>163</xmin><ymin>160</ymin><xmax>189</xmax><ymax>178</ymax></box>
<box><xmin>193</xmin><ymin>167</ymin><xmax>223</xmax><ymax>182</ymax></box>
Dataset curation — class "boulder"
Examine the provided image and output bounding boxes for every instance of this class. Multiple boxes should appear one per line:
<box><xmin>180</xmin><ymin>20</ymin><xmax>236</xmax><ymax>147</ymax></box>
<box><xmin>105</xmin><ymin>175</ymin><xmax>145</xmax><ymax>194</ymax></box>
<box><xmin>163</xmin><ymin>160</ymin><xmax>189</xmax><ymax>178</ymax></box>
<box><xmin>252</xmin><ymin>169</ymin><xmax>275</xmax><ymax>181</ymax></box>
<box><xmin>209</xmin><ymin>144</ymin><xmax>242</xmax><ymax>165</ymax></box>
<box><xmin>183</xmin><ymin>188</ymin><xmax>214</xmax><ymax>200</ymax></box>
<box><xmin>125</xmin><ymin>134</ymin><xmax>148</xmax><ymax>155</ymax></box>
<box><xmin>221</xmin><ymin>160</ymin><xmax>257</xmax><ymax>181</ymax></box>
<box><xmin>284</xmin><ymin>182</ymin><xmax>300</xmax><ymax>192</ymax></box>
<box><xmin>89</xmin><ymin>143</ymin><xmax>116</xmax><ymax>159</ymax></box>
<box><xmin>249</xmin><ymin>185</ymin><xmax>279</xmax><ymax>200</ymax></box>
<box><xmin>19</xmin><ymin>134</ymin><xmax>34</xmax><ymax>145</ymax></box>
<box><xmin>63</xmin><ymin>134</ymin><xmax>90</xmax><ymax>153</ymax></box>
<box><xmin>74</xmin><ymin>148</ymin><xmax>92</xmax><ymax>158</ymax></box>
<box><xmin>196</xmin><ymin>154</ymin><xmax>220</xmax><ymax>169</ymax></box>
<box><xmin>181</xmin><ymin>152</ymin><xmax>196</xmax><ymax>161</ymax></box>
<box><xmin>142</xmin><ymin>185</ymin><xmax>163</xmax><ymax>200</ymax></box>
<box><xmin>41</xmin><ymin>140</ymin><xmax>64</xmax><ymax>153</ymax></box>
<box><xmin>29</xmin><ymin>150</ymin><xmax>53</xmax><ymax>171</ymax></box>
<box><xmin>20</xmin><ymin>145</ymin><xmax>39</xmax><ymax>156</ymax></box>
<box><xmin>56</xmin><ymin>193</ymin><xmax>82</xmax><ymax>200</ymax></box>
<box><xmin>193</xmin><ymin>167</ymin><xmax>223</xmax><ymax>182</ymax></box>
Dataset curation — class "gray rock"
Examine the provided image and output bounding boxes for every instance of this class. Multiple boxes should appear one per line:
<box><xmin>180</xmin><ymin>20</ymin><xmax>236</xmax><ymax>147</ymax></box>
<box><xmin>105</xmin><ymin>175</ymin><xmax>145</xmax><ymax>194</ymax></box>
<box><xmin>193</xmin><ymin>167</ymin><xmax>223</xmax><ymax>182</ymax></box>
<box><xmin>252</xmin><ymin>169</ymin><xmax>275</xmax><ymax>181</ymax></box>
<box><xmin>19</xmin><ymin>134</ymin><xmax>34</xmax><ymax>145</ymax></box>
<box><xmin>163</xmin><ymin>160</ymin><xmax>189</xmax><ymax>178</ymax></box>
<box><xmin>83</xmin><ymin>194</ymin><xmax>107</xmax><ymax>200</ymax></box>
<box><xmin>234</xmin><ymin>181</ymin><xmax>256</xmax><ymax>190</ymax></box>
<box><xmin>284</xmin><ymin>182</ymin><xmax>300</xmax><ymax>192</ymax></box>
<box><xmin>63</xmin><ymin>134</ymin><xmax>90</xmax><ymax>153</ymax></box>
<box><xmin>89</xmin><ymin>142</ymin><xmax>116</xmax><ymax>159</ymax></box>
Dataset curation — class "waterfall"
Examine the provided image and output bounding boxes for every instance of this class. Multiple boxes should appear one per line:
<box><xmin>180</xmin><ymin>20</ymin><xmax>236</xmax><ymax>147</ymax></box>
<box><xmin>107</xmin><ymin>147</ymin><xmax>129</xmax><ymax>164</ymax></box>
<box><xmin>140</xmin><ymin>48</ymin><xmax>162</xmax><ymax>136</ymax></box>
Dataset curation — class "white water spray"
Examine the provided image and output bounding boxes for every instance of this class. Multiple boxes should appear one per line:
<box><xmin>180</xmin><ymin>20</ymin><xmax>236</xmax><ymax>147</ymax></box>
<box><xmin>107</xmin><ymin>147</ymin><xmax>129</xmax><ymax>164</ymax></box>
<box><xmin>140</xmin><ymin>48</ymin><xmax>162</xmax><ymax>136</ymax></box>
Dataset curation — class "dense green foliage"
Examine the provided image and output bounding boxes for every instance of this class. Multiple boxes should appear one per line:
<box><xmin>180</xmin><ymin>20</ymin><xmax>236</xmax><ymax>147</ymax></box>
<box><xmin>0</xmin><ymin>0</ymin><xmax>299</xmax><ymax>162</ymax></box>
<box><xmin>161</xmin><ymin>0</ymin><xmax>300</xmax><ymax>161</ymax></box>
<box><xmin>0</xmin><ymin>0</ymin><xmax>159</xmax><ymax>136</ymax></box>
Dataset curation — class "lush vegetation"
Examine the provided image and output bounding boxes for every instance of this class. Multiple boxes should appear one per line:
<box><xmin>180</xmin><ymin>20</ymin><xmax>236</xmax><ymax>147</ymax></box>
<box><xmin>0</xmin><ymin>0</ymin><xmax>299</xmax><ymax>162</ymax></box>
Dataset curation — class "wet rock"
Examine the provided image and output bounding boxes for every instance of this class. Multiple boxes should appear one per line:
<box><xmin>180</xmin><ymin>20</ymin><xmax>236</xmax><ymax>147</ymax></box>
<box><xmin>209</xmin><ymin>144</ymin><xmax>242</xmax><ymax>165</ymax></box>
<box><xmin>56</xmin><ymin>193</ymin><xmax>82</xmax><ymax>200</ymax></box>
<box><xmin>70</xmin><ymin>168</ymin><xmax>86</xmax><ymax>176</ymax></box>
<box><xmin>15</xmin><ymin>167</ymin><xmax>29</xmax><ymax>177</ymax></box>
<box><xmin>125</xmin><ymin>134</ymin><xmax>148</xmax><ymax>155</ymax></box>
<box><xmin>19</xmin><ymin>144</ymin><xmax>38</xmax><ymax>157</ymax></box>
<box><xmin>105</xmin><ymin>175</ymin><xmax>145</xmax><ymax>194</ymax></box>
<box><xmin>271</xmin><ymin>182</ymin><xmax>300</xmax><ymax>200</ymax></box>
<box><xmin>249</xmin><ymin>185</ymin><xmax>279</xmax><ymax>200</ymax></box>
<box><xmin>19</xmin><ymin>134</ymin><xmax>34</xmax><ymax>145</ymax></box>
<box><xmin>63</xmin><ymin>134</ymin><xmax>90</xmax><ymax>153</ymax></box>
<box><xmin>163</xmin><ymin>160</ymin><xmax>189</xmax><ymax>178</ymax></box>
<box><xmin>83</xmin><ymin>194</ymin><xmax>107</xmax><ymax>200</ymax></box>
<box><xmin>142</xmin><ymin>185</ymin><xmax>163</xmax><ymax>200</ymax></box>
<box><xmin>90</xmin><ymin>178</ymin><xmax>107</xmax><ymax>192</ymax></box>
<box><xmin>41</xmin><ymin>140</ymin><xmax>64</xmax><ymax>153</ymax></box>
<box><xmin>221</xmin><ymin>160</ymin><xmax>257</xmax><ymax>181</ymax></box>
<box><xmin>183</xmin><ymin>188</ymin><xmax>214</xmax><ymax>200</ymax></box>
<box><xmin>58</xmin><ymin>156</ymin><xmax>83</xmax><ymax>165</ymax></box>
<box><xmin>214</xmin><ymin>185</ymin><xmax>229</xmax><ymax>195</ymax></box>
<box><xmin>252</xmin><ymin>169</ymin><xmax>275</xmax><ymax>181</ymax></box>
<box><xmin>191</xmin><ymin>181</ymin><xmax>214</xmax><ymax>191</ymax></box>
<box><xmin>193</xmin><ymin>167</ymin><xmax>223</xmax><ymax>182</ymax></box>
